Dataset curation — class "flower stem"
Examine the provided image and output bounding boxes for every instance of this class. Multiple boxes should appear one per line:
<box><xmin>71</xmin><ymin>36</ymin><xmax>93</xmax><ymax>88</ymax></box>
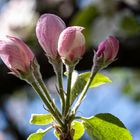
<box><xmin>31</xmin><ymin>81</ymin><xmax>64</xmax><ymax>127</ymax></box>
<box><xmin>31</xmin><ymin>58</ymin><xmax>62</xmax><ymax>119</ymax></box>
<box><xmin>53</xmin><ymin>61</ymin><xmax>65</xmax><ymax>115</ymax></box>
<box><xmin>64</xmin><ymin>65</ymin><xmax>74</xmax><ymax>117</ymax></box>
<box><xmin>36</xmin><ymin>78</ymin><xmax>62</xmax><ymax>119</ymax></box>
<box><xmin>72</xmin><ymin>64</ymin><xmax>100</xmax><ymax>114</ymax></box>
<box><xmin>57</xmin><ymin>70</ymin><xmax>65</xmax><ymax>114</ymax></box>
<box><xmin>48</xmin><ymin>58</ymin><xmax>65</xmax><ymax>115</ymax></box>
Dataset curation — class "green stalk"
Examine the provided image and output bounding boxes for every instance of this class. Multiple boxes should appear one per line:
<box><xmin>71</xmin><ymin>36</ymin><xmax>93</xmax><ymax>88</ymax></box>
<box><xmin>72</xmin><ymin>64</ymin><xmax>100</xmax><ymax>114</ymax></box>
<box><xmin>64</xmin><ymin>65</ymin><xmax>74</xmax><ymax>117</ymax></box>
<box><xmin>36</xmin><ymin>78</ymin><xmax>62</xmax><ymax>119</ymax></box>
<box><xmin>53</xmin><ymin>61</ymin><xmax>65</xmax><ymax>115</ymax></box>
<box><xmin>56</xmin><ymin>70</ymin><xmax>65</xmax><ymax>114</ymax></box>
<box><xmin>31</xmin><ymin>58</ymin><xmax>62</xmax><ymax>119</ymax></box>
<box><xmin>48</xmin><ymin>58</ymin><xmax>65</xmax><ymax>115</ymax></box>
<box><xmin>31</xmin><ymin>81</ymin><xmax>64</xmax><ymax>127</ymax></box>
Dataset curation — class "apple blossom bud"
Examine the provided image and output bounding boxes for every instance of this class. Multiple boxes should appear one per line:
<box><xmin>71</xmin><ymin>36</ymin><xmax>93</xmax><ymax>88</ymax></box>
<box><xmin>0</xmin><ymin>36</ymin><xmax>34</xmax><ymax>77</ymax></box>
<box><xmin>58</xmin><ymin>26</ymin><xmax>86</xmax><ymax>64</ymax></box>
<box><xmin>95</xmin><ymin>36</ymin><xmax>119</xmax><ymax>67</ymax></box>
<box><xmin>36</xmin><ymin>14</ymin><xmax>66</xmax><ymax>60</ymax></box>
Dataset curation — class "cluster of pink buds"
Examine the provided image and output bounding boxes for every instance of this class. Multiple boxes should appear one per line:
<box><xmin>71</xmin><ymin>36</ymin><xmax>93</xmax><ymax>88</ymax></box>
<box><xmin>0</xmin><ymin>13</ymin><xmax>121</xmax><ymax>140</ymax></box>
<box><xmin>36</xmin><ymin>14</ymin><xmax>86</xmax><ymax>65</ymax></box>
<box><xmin>0</xmin><ymin>13</ymin><xmax>119</xmax><ymax>77</ymax></box>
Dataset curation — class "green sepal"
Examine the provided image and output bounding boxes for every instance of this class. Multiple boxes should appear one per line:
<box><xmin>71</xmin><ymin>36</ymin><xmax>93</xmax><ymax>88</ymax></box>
<box><xmin>30</xmin><ymin>114</ymin><xmax>54</xmax><ymax>125</ymax></box>
<box><xmin>82</xmin><ymin>113</ymin><xmax>133</xmax><ymax>140</ymax></box>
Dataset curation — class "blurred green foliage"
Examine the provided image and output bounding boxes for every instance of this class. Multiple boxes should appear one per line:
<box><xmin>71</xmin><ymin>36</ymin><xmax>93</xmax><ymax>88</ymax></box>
<box><xmin>69</xmin><ymin>0</ymin><xmax>140</xmax><ymax>47</ymax></box>
<box><xmin>119</xmin><ymin>15</ymin><xmax>140</xmax><ymax>36</ymax></box>
<box><xmin>70</xmin><ymin>5</ymin><xmax>98</xmax><ymax>45</ymax></box>
<box><xmin>111</xmin><ymin>68</ymin><xmax>140</xmax><ymax>102</ymax></box>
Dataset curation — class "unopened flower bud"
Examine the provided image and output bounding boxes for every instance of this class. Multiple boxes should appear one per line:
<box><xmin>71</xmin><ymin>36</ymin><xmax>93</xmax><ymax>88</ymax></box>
<box><xmin>36</xmin><ymin>14</ymin><xmax>66</xmax><ymax>60</ymax></box>
<box><xmin>58</xmin><ymin>26</ymin><xmax>86</xmax><ymax>64</ymax></box>
<box><xmin>0</xmin><ymin>36</ymin><xmax>34</xmax><ymax>78</ymax></box>
<box><xmin>95</xmin><ymin>36</ymin><xmax>119</xmax><ymax>67</ymax></box>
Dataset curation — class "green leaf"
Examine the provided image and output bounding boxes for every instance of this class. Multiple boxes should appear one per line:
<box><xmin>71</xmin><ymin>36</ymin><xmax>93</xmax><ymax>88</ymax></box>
<box><xmin>27</xmin><ymin>127</ymin><xmax>52</xmax><ymax>140</ymax></box>
<box><xmin>71</xmin><ymin>121</ymin><xmax>85</xmax><ymax>140</ymax></box>
<box><xmin>82</xmin><ymin>113</ymin><xmax>133</xmax><ymax>140</ymax></box>
<box><xmin>54</xmin><ymin>129</ymin><xmax>59</xmax><ymax>139</ymax></box>
<box><xmin>81</xmin><ymin>72</ymin><xmax>112</xmax><ymax>88</ymax></box>
<box><xmin>71</xmin><ymin>72</ymin><xmax>111</xmax><ymax>103</ymax></box>
<box><xmin>30</xmin><ymin>114</ymin><xmax>54</xmax><ymax>125</ymax></box>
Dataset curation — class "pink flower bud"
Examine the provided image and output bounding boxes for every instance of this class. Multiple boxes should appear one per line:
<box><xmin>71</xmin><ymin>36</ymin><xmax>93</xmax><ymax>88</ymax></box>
<box><xmin>0</xmin><ymin>36</ymin><xmax>34</xmax><ymax>76</ymax></box>
<box><xmin>96</xmin><ymin>36</ymin><xmax>119</xmax><ymax>63</ymax></box>
<box><xmin>36</xmin><ymin>14</ymin><xmax>66</xmax><ymax>59</ymax></box>
<box><xmin>58</xmin><ymin>26</ymin><xmax>86</xmax><ymax>64</ymax></box>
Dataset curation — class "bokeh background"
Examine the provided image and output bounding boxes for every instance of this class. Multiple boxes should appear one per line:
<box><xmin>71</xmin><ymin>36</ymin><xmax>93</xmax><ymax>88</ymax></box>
<box><xmin>0</xmin><ymin>0</ymin><xmax>140</xmax><ymax>139</ymax></box>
